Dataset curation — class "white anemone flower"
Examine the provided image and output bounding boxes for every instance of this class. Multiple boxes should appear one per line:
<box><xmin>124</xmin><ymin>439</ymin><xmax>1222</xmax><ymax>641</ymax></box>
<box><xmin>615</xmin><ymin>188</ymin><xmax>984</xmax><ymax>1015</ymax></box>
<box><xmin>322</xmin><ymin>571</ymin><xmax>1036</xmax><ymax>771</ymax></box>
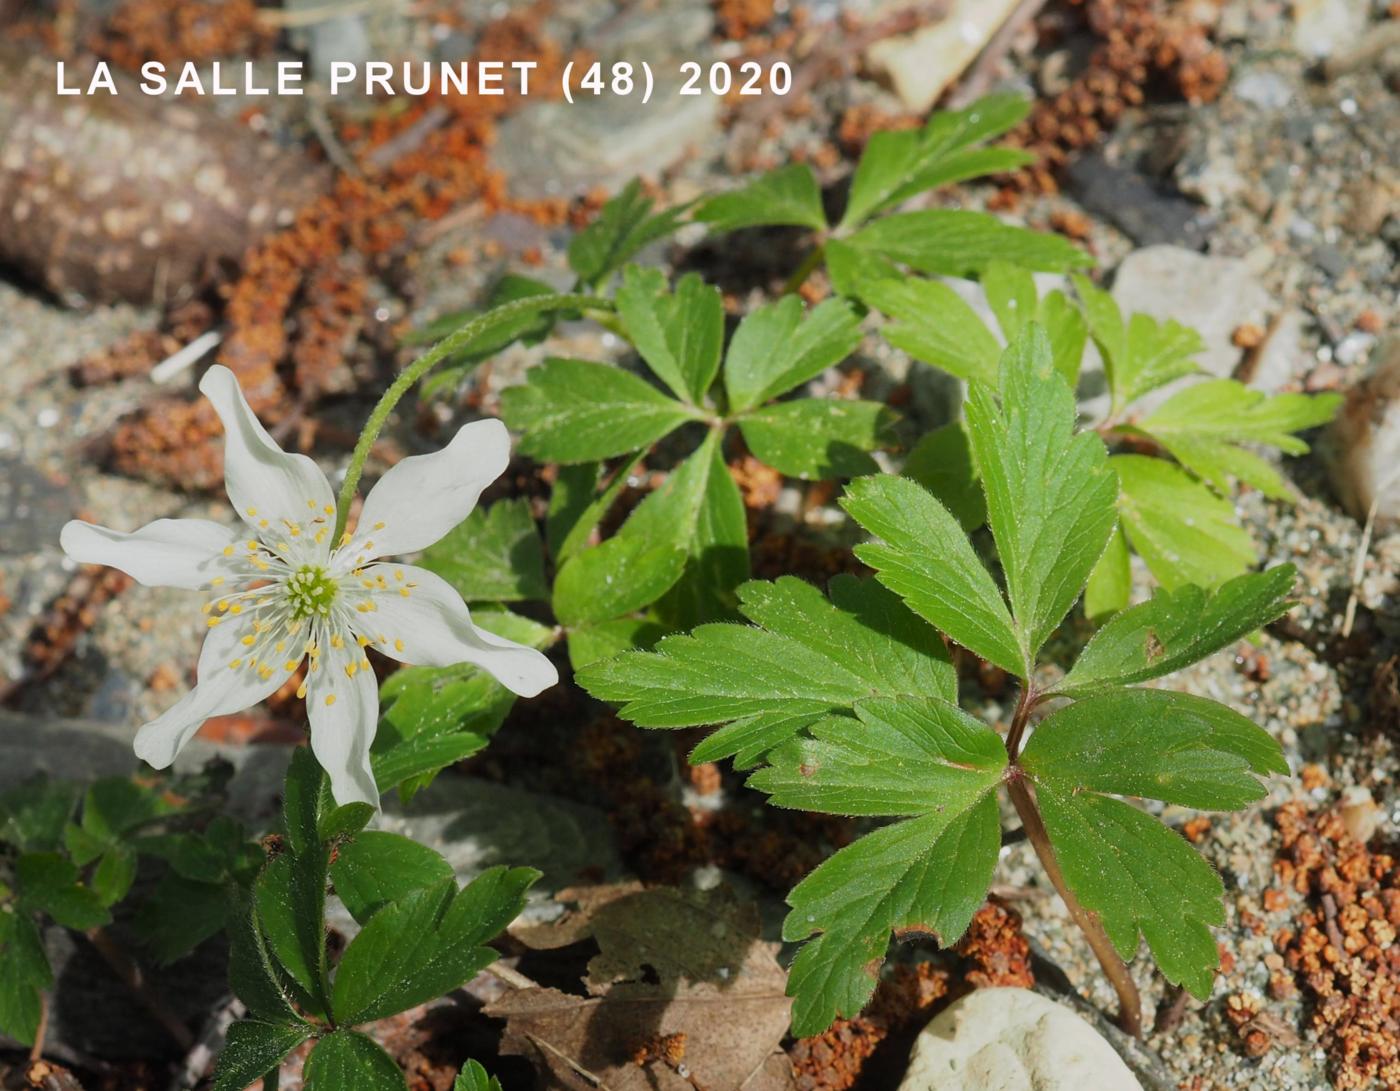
<box><xmin>60</xmin><ymin>365</ymin><xmax>557</xmax><ymax>807</ymax></box>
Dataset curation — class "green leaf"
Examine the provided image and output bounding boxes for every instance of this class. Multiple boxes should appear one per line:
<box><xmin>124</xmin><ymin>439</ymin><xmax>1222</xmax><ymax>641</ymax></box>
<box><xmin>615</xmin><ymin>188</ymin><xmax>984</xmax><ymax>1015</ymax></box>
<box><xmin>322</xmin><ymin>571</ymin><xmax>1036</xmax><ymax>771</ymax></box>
<box><xmin>500</xmin><ymin>358</ymin><xmax>701</xmax><ymax>463</ymax></box>
<box><xmin>372</xmin><ymin>730</ymin><xmax>488</xmax><ymax>796</ymax></box>
<box><xmin>1059</xmin><ymin>566</ymin><xmax>1296</xmax><ymax>695</ymax></box>
<box><xmin>319</xmin><ymin>803</ymin><xmax>375</xmax><ymax>844</ymax></box>
<box><xmin>825</xmin><ymin>239</ymin><xmax>901</xmax><ymax>301</ymax></box>
<box><xmin>695</xmin><ymin>164</ymin><xmax>827</xmax><ymax>233</ymax></box>
<box><xmin>331</xmin><ymin>867</ymin><xmax>536</xmax><ymax>1026</ymax></box>
<box><xmin>16</xmin><ymin>853</ymin><xmax>109</xmax><ymax>930</ymax></box>
<box><xmin>1022</xmin><ymin>689</ymin><xmax>1287</xmax><ymax>811</ymax></box>
<box><xmin>90</xmin><ymin>845</ymin><xmax>137</xmax><ymax>906</ymax></box>
<box><xmin>752</xmin><ymin>697</ymin><xmax>1005</xmax><ymax>1035</ymax></box>
<box><xmin>552</xmin><ymin>534</ymin><xmax>688</xmax><ymax>627</ymax></box>
<box><xmin>840</xmin><ymin>474</ymin><xmax>1022</xmax><ymax>676</ymax></box>
<box><xmin>1113</xmin><ymin>454</ymin><xmax>1255</xmax><ymax>589</ymax></box>
<box><xmin>840</xmin><ymin>92</ymin><xmax>1031</xmax><ymax>228</ymax></box>
<box><xmin>548</xmin><ymin>452</ymin><xmax>647</xmax><ymax>565</ymax></box>
<box><xmin>864</xmin><ymin>277</ymin><xmax>999</xmax><ymax>384</ymax></box>
<box><xmin>0</xmin><ymin>909</ymin><xmax>50</xmax><ymax>1046</ymax></box>
<box><xmin>965</xmin><ymin>326</ymin><xmax>1117</xmax><ymax>664</ymax></box>
<box><xmin>228</xmin><ymin>890</ymin><xmax>302</xmax><ymax>1024</ymax></box>
<box><xmin>616</xmin><ymin>266</ymin><xmax>725</xmax><ymax>404</ymax></box>
<box><xmin>421</xmin><ymin>499</ymin><xmax>547</xmax><ymax>603</ymax></box>
<box><xmin>621</xmin><ymin>430</ymin><xmax>748</xmax><ymax>627</ymax></box>
<box><xmin>1033</xmin><ymin>783</ymin><xmax>1225</xmax><ymax>999</ymax></box>
<box><xmin>982</xmin><ymin>262</ymin><xmax>1086</xmax><ymax>385</ymax></box>
<box><xmin>1073</xmin><ymin>276</ymin><xmax>1203</xmax><ymax>409</ymax></box>
<box><xmin>281</xmin><ymin>747</ymin><xmax>325</xmax><ymax>858</ymax></box>
<box><xmin>1083</xmin><ymin>522</ymin><xmax>1131</xmax><ymax>621</ymax></box>
<box><xmin>255</xmin><ymin>851</ymin><xmax>330</xmax><ymax>1016</ymax></box>
<box><xmin>845</xmin><ymin>210</ymin><xmax>1089</xmax><ymax>280</ymax></box>
<box><xmin>79</xmin><ymin>778</ymin><xmax>172</xmax><ymax>843</ymax></box>
<box><xmin>723</xmin><ymin>296</ymin><xmax>863</xmax><ymax>412</ymax></box>
<box><xmin>903</xmin><ymin>422</ymin><xmax>984</xmax><ymax>532</ymax></box>
<box><xmin>1137</xmin><ymin>381</ymin><xmax>1342</xmax><ymax>499</ymax></box>
<box><xmin>578</xmin><ymin>574</ymin><xmax>956</xmax><ymax>767</ymax></box>
<box><xmin>739</xmin><ymin>399</ymin><xmax>896</xmax><ymax>480</ymax></box>
<box><xmin>0</xmin><ymin>777</ymin><xmax>81</xmax><ymax>852</ymax></box>
<box><xmin>304</xmin><ymin>1030</ymin><xmax>407</xmax><ymax>1091</ymax></box>
<box><xmin>330</xmin><ymin>831</ymin><xmax>455</xmax><ymax>925</ymax></box>
<box><xmin>454</xmin><ymin>1060</ymin><xmax>503</xmax><ymax>1091</ymax></box>
<box><xmin>568</xmin><ymin>179</ymin><xmax>689</xmax><ymax>288</ymax></box>
<box><xmin>132</xmin><ymin>873</ymin><xmax>232</xmax><ymax>963</ymax></box>
<box><xmin>566</xmin><ymin>617</ymin><xmax>667</xmax><ymax>670</ymax></box>
<box><xmin>212</xmin><ymin>1020</ymin><xmax>313</xmax><ymax>1091</ymax></box>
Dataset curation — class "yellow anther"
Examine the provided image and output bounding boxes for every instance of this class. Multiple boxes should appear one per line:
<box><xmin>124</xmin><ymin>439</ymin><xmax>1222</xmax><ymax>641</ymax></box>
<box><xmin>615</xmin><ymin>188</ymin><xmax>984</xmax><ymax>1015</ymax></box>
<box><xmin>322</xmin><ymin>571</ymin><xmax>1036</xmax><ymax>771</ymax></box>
<box><xmin>223</xmin><ymin>546</ymin><xmax>235</xmax><ymax>557</ymax></box>
<box><xmin>284</xmin><ymin>660</ymin><xmax>299</xmax><ymax>671</ymax></box>
<box><xmin>394</xmin><ymin>570</ymin><xmax>404</xmax><ymax>581</ymax></box>
<box><xmin>331</xmin><ymin>634</ymin><xmax>344</xmax><ymax>649</ymax></box>
<box><xmin>229</xmin><ymin>604</ymin><xmax>242</xmax><ymax>615</ymax></box>
<box><xmin>373</xmin><ymin>521</ymin><xmax>385</xmax><ymax>530</ymax></box>
<box><xmin>211</xmin><ymin>576</ymin><xmax>225</xmax><ymax>587</ymax></box>
<box><xmin>362</xmin><ymin>579</ymin><xmax>375</xmax><ymax>589</ymax></box>
<box><xmin>246</xmin><ymin>507</ymin><xmax>257</xmax><ymax>517</ymax></box>
<box><xmin>201</xmin><ymin>602</ymin><xmax>213</xmax><ymax>615</ymax></box>
<box><xmin>275</xmin><ymin>641</ymin><xmax>286</xmax><ymax>653</ymax></box>
<box><xmin>260</xmin><ymin>519</ymin><xmax>270</xmax><ymax>529</ymax></box>
<box><xmin>260</xmin><ymin>666</ymin><xmax>273</xmax><ymax>680</ymax></box>
<box><xmin>315</xmin><ymin>528</ymin><xmax>327</xmax><ymax>544</ymax></box>
<box><xmin>341</xmin><ymin>531</ymin><xmax>352</xmax><ymax>545</ymax></box>
<box><xmin>345</xmin><ymin>663</ymin><xmax>357</xmax><ymax>678</ymax></box>
<box><xmin>394</xmin><ymin>638</ymin><xmax>405</xmax><ymax>653</ymax></box>
<box><xmin>325</xmin><ymin>694</ymin><xmax>336</xmax><ymax>706</ymax></box>
<box><xmin>307</xmin><ymin>500</ymin><xmax>318</xmax><ymax>511</ymax></box>
<box><xmin>399</xmin><ymin>587</ymin><xmax>411</xmax><ymax>597</ymax></box>
<box><xmin>305</xmin><ymin>640</ymin><xmax>318</xmax><ymax>656</ymax></box>
<box><xmin>323</xmin><ymin>504</ymin><xmax>334</xmax><ymax>515</ymax></box>
<box><xmin>296</xmin><ymin>682</ymin><xmax>308</xmax><ymax>699</ymax></box>
<box><xmin>361</xmin><ymin>657</ymin><xmax>370</xmax><ymax>670</ymax></box>
<box><xmin>357</xmin><ymin>635</ymin><xmax>370</xmax><ymax>647</ymax></box>
<box><xmin>246</xmin><ymin>540</ymin><xmax>258</xmax><ymax>551</ymax></box>
<box><xmin>241</xmin><ymin>634</ymin><xmax>256</xmax><ymax>646</ymax></box>
<box><xmin>229</xmin><ymin>658</ymin><xmax>243</xmax><ymax>669</ymax></box>
<box><xmin>207</xmin><ymin>617</ymin><xmax>222</xmax><ymax>627</ymax></box>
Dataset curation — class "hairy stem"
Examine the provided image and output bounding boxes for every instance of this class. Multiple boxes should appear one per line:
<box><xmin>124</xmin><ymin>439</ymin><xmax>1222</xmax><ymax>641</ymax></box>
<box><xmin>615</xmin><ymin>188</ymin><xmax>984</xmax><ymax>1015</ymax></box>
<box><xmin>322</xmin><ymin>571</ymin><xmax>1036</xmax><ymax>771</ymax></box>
<box><xmin>1006</xmin><ymin>777</ymin><xmax>1143</xmax><ymax>1037</ymax></box>
<box><xmin>27</xmin><ymin>990</ymin><xmax>48</xmax><ymax>1063</ymax></box>
<box><xmin>332</xmin><ymin>293</ymin><xmax>616</xmax><ymax>541</ymax></box>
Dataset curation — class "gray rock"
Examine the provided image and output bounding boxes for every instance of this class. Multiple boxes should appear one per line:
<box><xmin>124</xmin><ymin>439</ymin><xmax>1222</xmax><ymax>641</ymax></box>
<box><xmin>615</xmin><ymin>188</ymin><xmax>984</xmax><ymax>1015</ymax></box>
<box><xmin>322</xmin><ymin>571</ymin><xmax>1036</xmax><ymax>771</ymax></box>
<box><xmin>0</xmin><ymin>455</ymin><xmax>77</xmax><ymax>555</ymax></box>
<box><xmin>1325</xmin><ymin>334</ymin><xmax>1400</xmax><ymax>530</ymax></box>
<box><xmin>897</xmin><ymin>988</ymin><xmax>1144</xmax><ymax>1091</ymax></box>
<box><xmin>492</xmin><ymin>87</ymin><xmax>720</xmax><ymax>199</ymax></box>
<box><xmin>1292</xmin><ymin>0</ymin><xmax>1369</xmax><ymax>59</ymax></box>
<box><xmin>1110</xmin><ymin>245</ymin><xmax>1270</xmax><ymax>382</ymax></box>
<box><xmin>1233</xmin><ymin>70</ymin><xmax>1295</xmax><ymax>111</ymax></box>
<box><xmin>1066</xmin><ymin>154</ymin><xmax>1214</xmax><ymax>250</ymax></box>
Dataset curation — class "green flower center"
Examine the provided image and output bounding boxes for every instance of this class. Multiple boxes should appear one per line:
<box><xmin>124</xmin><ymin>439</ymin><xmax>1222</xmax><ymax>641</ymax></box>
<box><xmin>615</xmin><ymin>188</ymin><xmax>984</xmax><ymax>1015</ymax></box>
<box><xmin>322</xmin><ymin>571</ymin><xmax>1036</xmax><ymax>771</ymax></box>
<box><xmin>286</xmin><ymin>565</ymin><xmax>337</xmax><ymax>620</ymax></box>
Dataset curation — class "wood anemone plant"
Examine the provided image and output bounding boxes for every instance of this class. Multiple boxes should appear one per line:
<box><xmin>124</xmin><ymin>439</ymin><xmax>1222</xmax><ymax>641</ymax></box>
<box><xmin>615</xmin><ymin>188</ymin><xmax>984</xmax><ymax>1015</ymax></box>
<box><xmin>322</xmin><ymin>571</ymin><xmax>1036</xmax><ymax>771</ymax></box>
<box><xmin>581</xmin><ymin>326</ymin><xmax>1297</xmax><ymax>1038</ymax></box>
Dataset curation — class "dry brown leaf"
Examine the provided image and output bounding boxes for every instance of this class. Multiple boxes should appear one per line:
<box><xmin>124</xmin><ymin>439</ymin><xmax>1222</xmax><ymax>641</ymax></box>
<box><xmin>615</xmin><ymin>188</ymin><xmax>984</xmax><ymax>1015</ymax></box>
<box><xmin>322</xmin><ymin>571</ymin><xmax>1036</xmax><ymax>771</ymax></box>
<box><xmin>488</xmin><ymin>886</ymin><xmax>794</xmax><ymax>1091</ymax></box>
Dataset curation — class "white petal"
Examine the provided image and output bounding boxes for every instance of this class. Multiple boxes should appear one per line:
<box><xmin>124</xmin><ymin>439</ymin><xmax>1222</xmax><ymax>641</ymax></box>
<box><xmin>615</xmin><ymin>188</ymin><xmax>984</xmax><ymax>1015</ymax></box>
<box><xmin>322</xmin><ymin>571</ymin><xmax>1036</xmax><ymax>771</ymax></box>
<box><xmin>360</xmin><ymin>564</ymin><xmax>557</xmax><ymax>697</ymax></box>
<box><xmin>306</xmin><ymin>640</ymin><xmax>380</xmax><ymax>808</ymax></box>
<box><xmin>133</xmin><ymin>618</ymin><xmax>288</xmax><ymax>767</ymax></box>
<box><xmin>352</xmin><ymin>419</ymin><xmax>509</xmax><ymax>559</ymax></box>
<box><xmin>60</xmin><ymin>518</ymin><xmax>240</xmax><ymax>590</ymax></box>
<box><xmin>200</xmin><ymin>364</ymin><xmax>336</xmax><ymax>533</ymax></box>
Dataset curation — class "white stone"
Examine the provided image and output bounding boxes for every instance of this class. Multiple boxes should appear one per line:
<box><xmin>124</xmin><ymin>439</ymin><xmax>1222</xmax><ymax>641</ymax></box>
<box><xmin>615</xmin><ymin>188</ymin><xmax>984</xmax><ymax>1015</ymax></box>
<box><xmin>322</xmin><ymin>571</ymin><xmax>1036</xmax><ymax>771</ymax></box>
<box><xmin>1325</xmin><ymin>334</ymin><xmax>1400</xmax><ymax>530</ymax></box>
<box><xmin>898</xmin><ymin>988</ymin><xmax>1144</xmax><ymax>1091</ymax></box>
<box><xmin>864</xmin><ymin>0</ymin><xmax>1022</xmax><ymax>113</ymax></box>
<box><xmin>1109</xmin><ymin>245</ymin><xmax>1271</xmax><ymax>411</ymax></box>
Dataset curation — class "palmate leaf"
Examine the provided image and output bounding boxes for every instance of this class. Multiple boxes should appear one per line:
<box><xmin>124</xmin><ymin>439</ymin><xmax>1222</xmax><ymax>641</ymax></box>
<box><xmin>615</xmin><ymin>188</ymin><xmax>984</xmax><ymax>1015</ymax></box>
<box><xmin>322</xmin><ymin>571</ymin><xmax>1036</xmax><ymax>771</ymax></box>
<box><xmin>841</xmin><ymin>474</ymin><xmax>1022</xmax><ymax>675</ymax></box>
<box><xmin>616</xmin><ymin>266</ymin><xmax>724</xmax><ymax>405</ymax></box>
<box><xmin>1113</xmin><ymin>454</ymin><xmax>1255</xmax><ymax>589</ymax></box>
<box><xmin>1021</xmin><ymin>689</ymin><xmax>1287</xmax><ymax>810</ymax></box>
<box><xmin>1058</xmin><ymin>566</ymin><xmax>1297</xmax><ymax>696</ymax></box>
<box><xmin>500</xmin><ymin>358</ymin><xmax>702</xmax><ymax>463</ymax></box>
<box><xmin>840</xmin><ymin>92</ymin><xmax>1032</xmax><ymax>229</ymax></box>
<box><xmin>965</xmin><ymin>326</ymin><xmax>1118</xmax><ymax>666</ymax></box>
<box><xmin>454</xmin><ymin>1060</ymin><xmax>503</xmax><ymax>1091</ymax></box>
<box><xmin>211</xmin><ymin>1020</ymin><xmax>314</xmax><ymax>1091</ymax></box>
<box><xmin>567</xmin><ymin>179</ymin><xmax>689</xmax><ymax>288</ymax></box>
<box><xmin>843</xmin><ymin>210</ymin><xmax>1090</xmax><ymax>281</ymax></box>
<box><xmin>303</xmin><ymin>1030</ymin><xmax>406</xmax><ymax>1091</ymax></box>
<box><xmin>903</xmin><ymin>422</ymin><xmax>985</xmax><ymax>532</ymax></box>
<box><xmin>863</xmin><ymin>277</ymin><xmax>1001</xmax><ymax>385</ymax></box>
<box><xmin>982</xmin><ymin>261</ymin><xmax>1087</xmax><ymax>386</ymax></box>
<box><xmin>1073</xmin><ymin>275</ymin><xmax>1203</xmax><ymax>410</ymax></box>
<box><xmin>1136</xmin><ymin>380</ymin><xmax>1342</xmax><ymax>499</ymax></box>
<box><xmin>723</xmin><ymin>296</ymin><xmax>862</xmax><ymax>412</ymax></box>
<box><xmin>750</xmin><ymin>698</ymin><xmax>1005</xmax><ymax>1035</ymax></box>
<box><xmin>739</xmin><ymin>399</ymin><xmax>897</xmax><ymax>480</ymax></box>
<box><xmin>331</xmin><ymin>866</ymin><xmax>536</xmax><ymax>1026</ymax></box>
<box><xmin>577</xmin><ymin>574</ymin><xmax>956</xmax><ymax>768</ymax></box>
<box><xmin>552</xmin><ymin>534</ymin><xmax>687</xmax><ymax>627</ymax></box>
<box><xmin>0</xmin><ymin>908</ymin><xmax>51</xmax><ymax>1046</ymax></box>
<box><xmin>1083</xmin><ymin>522</ymin><xmax>1132</xmax><ymax>620</ymax></box>
<box><xmin>420</xmin><ymin>499</ymin><xmax>547</xmax><ymax>603</ymax></box>
<box><xmin>330</xmin><ymin>831</ymin><xmax>455</xmax><ymax>926</ymax></box>
<box><xmin>1023</xmin><ymin>688</ymin><xmax>1287</xmax><ymax>999</ymax></box>
<box><xmin>695</xmin><ymin>163</ymin><xmax>828</xmax><ymax>233</ymax></box>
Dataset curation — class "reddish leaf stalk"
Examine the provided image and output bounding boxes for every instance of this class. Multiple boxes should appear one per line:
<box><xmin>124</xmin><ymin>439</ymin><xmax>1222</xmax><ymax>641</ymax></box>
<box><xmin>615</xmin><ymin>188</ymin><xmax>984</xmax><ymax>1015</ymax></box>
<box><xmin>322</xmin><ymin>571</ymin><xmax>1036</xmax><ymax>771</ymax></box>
<box><xmin>1005</xmin><ymin>686</ymin><xmax>1144</xmax><ymax>1038</ymax></box>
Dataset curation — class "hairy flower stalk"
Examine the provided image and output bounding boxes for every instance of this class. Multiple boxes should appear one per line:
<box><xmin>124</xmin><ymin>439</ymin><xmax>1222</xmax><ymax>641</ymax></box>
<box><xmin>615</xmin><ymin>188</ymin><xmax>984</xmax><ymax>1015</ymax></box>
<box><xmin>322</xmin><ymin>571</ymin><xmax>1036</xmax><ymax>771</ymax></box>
<box><xmin>61</xmin><ymin>365</ymin><xmax>557</xmax><ymax>807</ymax></box>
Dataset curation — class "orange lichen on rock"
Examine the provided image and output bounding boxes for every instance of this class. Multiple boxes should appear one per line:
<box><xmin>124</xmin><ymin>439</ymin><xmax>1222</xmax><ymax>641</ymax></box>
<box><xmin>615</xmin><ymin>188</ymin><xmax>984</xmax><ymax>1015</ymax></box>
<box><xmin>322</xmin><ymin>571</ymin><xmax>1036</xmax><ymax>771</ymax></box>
<box><xmin>1271</xmin><ymin>801</ymin><xmax>1400</xmax><ymax>1089</ymax></box>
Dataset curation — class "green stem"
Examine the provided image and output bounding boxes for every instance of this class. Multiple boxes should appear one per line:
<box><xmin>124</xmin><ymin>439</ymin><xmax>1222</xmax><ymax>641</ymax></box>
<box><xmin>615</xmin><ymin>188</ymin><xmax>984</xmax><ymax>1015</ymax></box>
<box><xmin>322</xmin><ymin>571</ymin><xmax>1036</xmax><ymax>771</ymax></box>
<box><xmin>782</xmin><ymin>244</ymin><xmax>826</xmax><ymax>295</ymax></box>
<box><xmin>333</xmin><ymin>293</ymin><xmax>615</xmax><ymax>541</ymax></box>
